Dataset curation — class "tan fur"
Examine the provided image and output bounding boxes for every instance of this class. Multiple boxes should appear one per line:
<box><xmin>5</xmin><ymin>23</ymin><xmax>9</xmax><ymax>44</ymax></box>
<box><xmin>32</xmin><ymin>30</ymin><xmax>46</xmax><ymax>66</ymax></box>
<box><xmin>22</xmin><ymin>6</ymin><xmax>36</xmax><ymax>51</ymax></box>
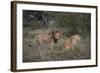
<box><xmin>63</xmin><ymin>34</ymin><xmax>80</xmax><ymax>49</ymax></box>
<box><xmin>35</xmin><ymin>31</ymin><xmax>61</xmax><ymax>49</ymax></box>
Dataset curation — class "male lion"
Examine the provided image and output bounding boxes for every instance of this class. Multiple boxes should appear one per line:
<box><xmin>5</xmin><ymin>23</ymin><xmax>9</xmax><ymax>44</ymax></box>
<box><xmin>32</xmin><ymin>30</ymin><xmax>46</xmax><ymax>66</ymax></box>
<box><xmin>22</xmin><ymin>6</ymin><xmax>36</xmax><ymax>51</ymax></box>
<box><xmin>34</xmin><ymin>30</ymin><xmax>61</xmax><ymax>49</ymax></box>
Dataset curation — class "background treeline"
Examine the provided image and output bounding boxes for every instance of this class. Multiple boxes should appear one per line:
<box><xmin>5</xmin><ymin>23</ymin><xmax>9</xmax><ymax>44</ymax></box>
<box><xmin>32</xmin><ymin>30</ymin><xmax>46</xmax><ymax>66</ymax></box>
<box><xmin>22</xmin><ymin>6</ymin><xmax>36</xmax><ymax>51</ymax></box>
<box><xmin>23</xmin><ymin>10</ymin><xmax>91</xmax><ymax>37</ymax></box>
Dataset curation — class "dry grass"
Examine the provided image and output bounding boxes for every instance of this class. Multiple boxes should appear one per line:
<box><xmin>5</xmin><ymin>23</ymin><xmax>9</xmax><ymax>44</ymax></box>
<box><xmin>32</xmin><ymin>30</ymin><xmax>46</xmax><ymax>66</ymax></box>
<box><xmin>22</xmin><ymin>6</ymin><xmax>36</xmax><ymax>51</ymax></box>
<box><xmin>23</xmin><ymin>29</ymin><xmax>91</xmax><ymax>62</ymax></box>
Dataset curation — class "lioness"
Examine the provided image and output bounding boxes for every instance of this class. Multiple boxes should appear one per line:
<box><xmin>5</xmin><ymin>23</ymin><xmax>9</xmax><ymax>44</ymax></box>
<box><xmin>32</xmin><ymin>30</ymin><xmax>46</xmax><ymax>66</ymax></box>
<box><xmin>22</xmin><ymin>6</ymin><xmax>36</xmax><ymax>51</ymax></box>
<box><xmin>63</xmin><ymin>34</ymin><xmax>80</xmax><ymax>49</ymax></box>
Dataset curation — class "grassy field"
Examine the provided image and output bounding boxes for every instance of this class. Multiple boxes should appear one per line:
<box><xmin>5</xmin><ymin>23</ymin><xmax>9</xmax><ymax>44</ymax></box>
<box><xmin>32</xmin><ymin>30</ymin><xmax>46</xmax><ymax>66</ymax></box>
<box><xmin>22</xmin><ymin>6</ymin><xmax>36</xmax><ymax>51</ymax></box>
<box><xmin>23</xmin><ymin>29</ymin><xmax>91</xmax><ymax>62</ymax></box>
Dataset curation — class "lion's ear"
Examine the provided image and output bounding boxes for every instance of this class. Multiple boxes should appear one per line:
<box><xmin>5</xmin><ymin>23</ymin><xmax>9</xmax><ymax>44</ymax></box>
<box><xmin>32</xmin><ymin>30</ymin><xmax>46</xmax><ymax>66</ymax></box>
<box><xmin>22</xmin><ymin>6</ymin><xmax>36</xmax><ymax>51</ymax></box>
<box><xmin>48</xmin><ymin>31</ymin><xmax>53</xmax><ymax>34</ymax></box>
<box><xmin>48</xmin><ymin>31</ymin><xmax>55</xmax><ymax>38</ymax></box>
<box><xmin>48</xmin><ymin>32</ymin><xmax>51</xmax><ymax>35</ymax></box>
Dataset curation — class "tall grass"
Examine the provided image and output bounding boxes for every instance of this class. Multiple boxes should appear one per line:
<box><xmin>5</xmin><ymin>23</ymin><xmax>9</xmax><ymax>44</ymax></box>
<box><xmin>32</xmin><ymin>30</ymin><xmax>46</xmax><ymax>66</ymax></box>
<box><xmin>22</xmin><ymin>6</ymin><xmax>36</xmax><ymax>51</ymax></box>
<box><xmin>23</xmin><ymin>29</ymin><xmax>91</xmax><ymax>62</ymax></box>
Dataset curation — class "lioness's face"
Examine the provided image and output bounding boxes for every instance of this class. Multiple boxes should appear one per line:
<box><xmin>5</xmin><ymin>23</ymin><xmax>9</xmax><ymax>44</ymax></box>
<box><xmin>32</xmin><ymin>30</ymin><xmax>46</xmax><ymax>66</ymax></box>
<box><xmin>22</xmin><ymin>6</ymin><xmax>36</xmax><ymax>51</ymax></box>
<box><xmin>71</xmin><ymin>34</ymin><xmax>81</xmax><ymax>44</ymax></box>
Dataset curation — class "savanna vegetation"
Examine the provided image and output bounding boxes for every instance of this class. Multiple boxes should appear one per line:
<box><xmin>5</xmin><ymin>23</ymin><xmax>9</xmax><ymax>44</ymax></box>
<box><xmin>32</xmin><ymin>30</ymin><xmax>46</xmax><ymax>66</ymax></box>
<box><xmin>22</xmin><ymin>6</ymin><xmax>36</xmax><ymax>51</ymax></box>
<box><xmin>23</xmin><ymin>10</ymin><xmax>91</xmax><ymax>62</ymax></box>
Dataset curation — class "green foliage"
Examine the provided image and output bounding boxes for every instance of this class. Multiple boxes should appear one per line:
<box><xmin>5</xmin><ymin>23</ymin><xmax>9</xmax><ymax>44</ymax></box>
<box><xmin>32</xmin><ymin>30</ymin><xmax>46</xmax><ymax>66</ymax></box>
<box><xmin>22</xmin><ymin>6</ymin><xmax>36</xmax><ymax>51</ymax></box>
<box><xmin>23</xmin><ymin>11</ymin><xmax>91</xmax><ymax>36</ymax></box>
